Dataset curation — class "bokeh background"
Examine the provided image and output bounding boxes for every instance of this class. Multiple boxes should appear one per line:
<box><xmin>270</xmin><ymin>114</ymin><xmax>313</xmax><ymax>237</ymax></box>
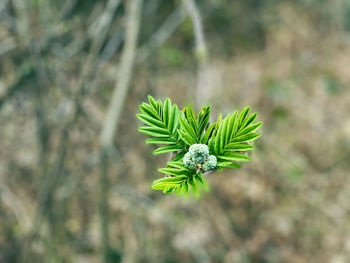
<box><xmin>1</xmin><ymin>0</ymin><xmax>350</xmax><ymax>262</ymax></box>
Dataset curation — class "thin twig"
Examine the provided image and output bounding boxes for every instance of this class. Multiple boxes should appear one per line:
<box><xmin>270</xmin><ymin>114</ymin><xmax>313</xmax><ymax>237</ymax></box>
<box><xmin>136</xmin><ymin>5</ymin><xmax>187</xmax><ymax>63</ymax></box>
<box><xmin>100</xmin><ymin>0</ymin><xmax>143</xmax><ymax>147</ymax></box>
<box><xmin>98</xmin><ymin>0</ymin><xmax>143</xmax><ymax>262</ymax></box>
<box><xmin>183</xmin><ymin>0</ymin><xmax>207</xmax><ymax>58</ymax></box>
<box><xmin>182</xmin><ymin>0</ymin><xmax>212</xmax><ymax>110</ymax></box>
<box><xmin>28</xmin><ymin>1</ymin><xmax>123</xmax><ymax>255</ymax></box>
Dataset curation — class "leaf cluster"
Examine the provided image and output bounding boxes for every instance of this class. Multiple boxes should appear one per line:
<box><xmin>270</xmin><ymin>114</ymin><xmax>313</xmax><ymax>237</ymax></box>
<box><xmin>137</xmin><ymin>96</ymin><xmax>262</xmax><ymax>197</ymax></box>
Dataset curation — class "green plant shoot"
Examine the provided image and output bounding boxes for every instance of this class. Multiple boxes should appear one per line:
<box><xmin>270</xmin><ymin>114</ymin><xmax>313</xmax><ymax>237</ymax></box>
<box><xmin>137</xmin><ymin>95</ymin><xmax>262</xmax><ymax>197</ymax></box>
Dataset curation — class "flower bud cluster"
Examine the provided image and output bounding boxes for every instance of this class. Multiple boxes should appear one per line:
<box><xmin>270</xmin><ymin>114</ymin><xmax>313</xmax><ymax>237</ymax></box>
<box><xmin>183</xmin><ymin>144</ymin><xmax>217</xmax><ymax>172</ymax></box>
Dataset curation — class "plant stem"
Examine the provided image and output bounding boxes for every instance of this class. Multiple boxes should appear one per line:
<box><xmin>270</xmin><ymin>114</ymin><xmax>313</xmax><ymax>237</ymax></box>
<box><xmin>98</xmin><ymin>0</ymin><xmax>143</xmax><ymax>262</ymax></box>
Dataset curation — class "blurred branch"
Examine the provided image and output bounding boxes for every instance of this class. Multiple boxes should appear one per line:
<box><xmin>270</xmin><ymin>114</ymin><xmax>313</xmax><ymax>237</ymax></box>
<box><xmin>0</xmin><ymin>62</ymin><xmax>35</xmax><ymax>110</ymax></box>
<box><xmin>183</xmin><ymin>0</ymin><xmax>207</xmax><ymax>58</ymax></box>
<box><xmin>11</xmin><ymin>0</ymin><xmax>30</xmax><ymax>45</ymax></box>
<box><xmin>99</xmin><ymin>0</ymin><xmax>143</xmax><ymax>262</ymax></box>
<box><xmin>88</xmin><ymin>0</ymin><xmax>121</xmax><ymax>40</ymax></box>
<box><xmin>31</xmin><ymin>1</ymin><xmax>123</xmax><ymax>243</ymax></box>
<box><xmin>1</xmin><ymin>0</ymin><xmax>91</xmax><ymax>111</ymax></box>
<box><xmin>0</xmin><ymin>37</ymin><xmax>17</xmax><ymax>56</ymax></box>
<box><xmin>100</xmin><ymin>29</ymin><xmax>124</xmax><ymax>61</ymax></box>
<box><xmin>79</xmin><ymin>0</ymin><xmax>122</xmax><ymax>84</ymax></box>
<box><xmin>0</xmin><ymin>186</ymin><xmax>32</xmax><ymax>234</ymax></box>
<box><xmin>182</xmin><ymin>0</ymin><xmax>212</xmax><ymax>109</ymax></box>
<box><xmin>100</xmin><ymin>1</ymin><xmax>142</xmax><ymax>147</ymax></box>
<box><xmin>30</xmin><ymin>0</ymin><xmax>123</xmax><ymax>252</ymax></box>
<box><xmin>136</xmin><ymin>5</ymin><xmax>187</xmax><ymax>63</ymax></box>
<box><xmin>12</xmin><ymin>0</ymin><xmax>52</xmax><ymax>193</ymax></box>
<box><xmin>59</xmin><ymin>0</ymin><xmax>78</xmax><ymax>21</ymax></box>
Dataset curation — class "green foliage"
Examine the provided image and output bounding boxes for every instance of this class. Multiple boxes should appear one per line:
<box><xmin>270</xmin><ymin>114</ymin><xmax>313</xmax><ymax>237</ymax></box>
<box><xmin>153</xmin><ymin>161</ymin><xmax>209</xmax><ymax>198</ymax></box>
<box><xmin>137</xmin><ymin>96</ymin><xmax>184</xmax><ymax>155</ymax></box>
<box><xmin>137</xmin><ymin>96</ymin><xmax>262</xmax><ymax>197</ymax></box>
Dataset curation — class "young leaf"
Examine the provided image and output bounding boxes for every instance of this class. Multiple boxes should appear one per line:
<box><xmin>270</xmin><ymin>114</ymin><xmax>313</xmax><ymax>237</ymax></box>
<box><xmin>184</xmin><ymin>106</ymin><xmax>198</xmax><ymax>136</ymax></box>
<box><xmin>178</xmin><ymin>115</ymin><xmax>198</xmax><ymax>143</ymax></box>
<box><xmin>137</xmin><ymin>96</ymin><xmax>262</xmax><ymax>197</ymax></box>
<box><xmin>178</xmin><ymin>129</ymin><xmax>197</xmax><ymax>146</ymax></box>
<box><xmin>197</xmin><ymin>106</ymin><xmax>210</xmax><ymax>137</ymax></box>
<box><xmin>200</xmin><ymin>123</ymin><xmax>215</xmax><ymax>144</ymax></box>
<box><xmin>218</xmin><ymin>152</ymin><xmax>251</xmax><ymax>162</ymax></box>
<box><xmin>146</xmin><ymin>137</ymin><xmax>177</xmax><ymax>144</ymax></box>
<box><xmin>138</xmin><ymin>126</ymin><xmax>170</xmax><ymax>137</ymax></box>
<box><xmin>158</xmin><ymin>167</ymin><xmax>188</xmax><ymax>176</ymax></box>
<box><xmin>168</xmin><ymin>104</ymin><xmax>178</xmax><ymax>134</ymax></box>
<box><xmin>136</xmin><ymin>114</ymin><xmax>166</xmax><ymax>128</ymax></box>
<box><xmin>137</xmin><ymin>96</ymin><xmax>184</xmax><ymax>154</ymax></box>
<box><xmin>148</xmin><ymin>95</ymin><xmax>159</xmax><ymax>110</ymax></box>
<box><xmin>163</xmin><ymin>98</ymin><xmax>171</xmax><ymax>126</ymax></box>
<box><xmin>224</xmin><ymin>143</ymin><xmax>255</xmax><ymax>151</ymax></box>
<box><xmin>240</xmin><ymin>113</ymin><xmax>257</xmax><ymax>130</ymax></box>
<box><xmin>236</xmin><ymin>106</ymin><xmax>250</xmax><ymax>130</ymax></box>
<box><xmin>153</xmin><ymin>144</ymin><xmax>184</xmax><ymax>155</ymax></box>
<box><xmin>139</xmin><ymin>104</ymin><xmax>160</xmax><ymax>120</ymax></box>
<box><xmin>152</xmin><ymin>161</ymin><xmax>209</xmax><ymax>196</ymax></box>
<box><xmin>236</xmin><ymin>122</ymin><xmax>262</xmax><ymax>137</ymax></box>
<box><xmin>229</xmin><ymin>133</ymin><xmax>261</xmax><ymax>144</ymax></box>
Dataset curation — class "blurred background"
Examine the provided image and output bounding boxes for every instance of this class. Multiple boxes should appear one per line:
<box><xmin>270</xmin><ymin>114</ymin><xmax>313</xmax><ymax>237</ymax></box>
<box><xmin>1</xmin><ymin>0</ymin><xmax>350</xmax><ymax>262</ymax></box>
